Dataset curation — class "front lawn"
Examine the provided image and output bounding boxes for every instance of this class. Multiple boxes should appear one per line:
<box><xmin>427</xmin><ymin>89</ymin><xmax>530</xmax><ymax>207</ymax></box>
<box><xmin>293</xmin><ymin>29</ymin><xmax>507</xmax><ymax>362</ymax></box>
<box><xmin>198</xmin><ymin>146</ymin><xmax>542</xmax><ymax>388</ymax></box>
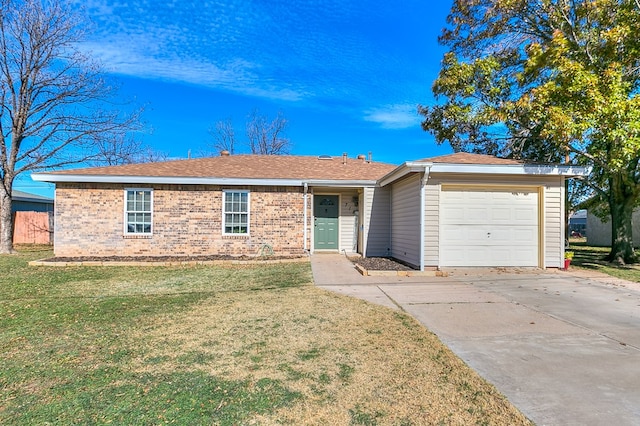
<box><xmin>1</xmin><ymin>246</ymin><xmax>530</xmax><ymax>425</ymax></box>
<box><xmin>569</xmin><ymin>240</ymin><xmax>640</xmax><ymax>282</ymax></box>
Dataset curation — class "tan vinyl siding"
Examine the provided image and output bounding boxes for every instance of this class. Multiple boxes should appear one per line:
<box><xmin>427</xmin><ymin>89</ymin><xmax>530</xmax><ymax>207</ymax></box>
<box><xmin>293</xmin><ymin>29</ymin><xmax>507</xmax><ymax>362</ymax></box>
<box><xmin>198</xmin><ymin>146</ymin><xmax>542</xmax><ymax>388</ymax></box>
<box><xmin>338</xmin><ymin>191</ymin><xmax>359</xmax><ymax>252</ymax></box>
<box><xmin>544</xmin><ymin>180</ymin><xmax>563</xmax><ymax>268</ymax></box>
<box><xmin>423</xmin><ymin>181</ymin><xmax>439</xmax><ymax>266</ymax></box>
<box><xmin>390</xmin><ymin>174</ymin><xmax>421</xmax><ymax>268</ymax></box>
<box><xmin>363</xmin><ymin>186</ymin><xmax>390</xmax><ymax>257</ymax></box>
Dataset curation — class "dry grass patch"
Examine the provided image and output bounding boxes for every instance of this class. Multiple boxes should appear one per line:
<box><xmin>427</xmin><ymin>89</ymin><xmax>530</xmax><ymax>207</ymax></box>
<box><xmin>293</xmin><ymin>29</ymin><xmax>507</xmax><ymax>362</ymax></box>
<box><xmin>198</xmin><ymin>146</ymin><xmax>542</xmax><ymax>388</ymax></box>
<box><xmin>1</xmin><ymin>247</ymin><xmax>530</xmax><ymax>425</ymax></box>
<box><xmin>131</xmin><ymin>286</ymin><xmax>531</xmax><ymax>425</ymax></box>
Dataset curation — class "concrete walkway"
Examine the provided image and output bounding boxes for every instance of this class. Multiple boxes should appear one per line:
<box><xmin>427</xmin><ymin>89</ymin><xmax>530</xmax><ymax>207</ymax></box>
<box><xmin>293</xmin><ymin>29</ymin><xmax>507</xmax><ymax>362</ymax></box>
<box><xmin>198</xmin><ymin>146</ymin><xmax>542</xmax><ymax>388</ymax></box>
<box><xmin>310</xmin><ymin>253</ymin><xmax>640</xmax><ymax>426</ymax></box>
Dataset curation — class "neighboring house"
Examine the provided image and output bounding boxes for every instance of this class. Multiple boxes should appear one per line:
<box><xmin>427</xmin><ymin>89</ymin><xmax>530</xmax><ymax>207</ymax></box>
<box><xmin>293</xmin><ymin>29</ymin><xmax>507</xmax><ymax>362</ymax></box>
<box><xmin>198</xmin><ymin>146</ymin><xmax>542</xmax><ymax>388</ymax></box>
<box><xmin>569</xmin><ymin>209</ymin><xmax>587</xmax><ymax>236</ymax></box>
<box><xmin>587</xmin><ymin>210</ymin><xmax>640</xmax><ymax>247</ymax></box>
<box><xmin>32</xmin><ymin>152</ymin><xmax>588</xmax><ymax>269</ymax></box>
<box><xmin>12</xmin><ymin>190</ymin><xmax>54</xmax><ymax>213</ymax></box>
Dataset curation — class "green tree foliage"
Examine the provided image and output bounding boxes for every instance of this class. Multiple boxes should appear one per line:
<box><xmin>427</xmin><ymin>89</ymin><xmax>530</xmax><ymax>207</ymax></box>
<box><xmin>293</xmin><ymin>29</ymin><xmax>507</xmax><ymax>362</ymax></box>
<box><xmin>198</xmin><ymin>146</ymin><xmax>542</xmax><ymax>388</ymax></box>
<box><xmin>420</xmin><ymin>0</ymin><xmax>640</xmax><ymax>264</ymax></box>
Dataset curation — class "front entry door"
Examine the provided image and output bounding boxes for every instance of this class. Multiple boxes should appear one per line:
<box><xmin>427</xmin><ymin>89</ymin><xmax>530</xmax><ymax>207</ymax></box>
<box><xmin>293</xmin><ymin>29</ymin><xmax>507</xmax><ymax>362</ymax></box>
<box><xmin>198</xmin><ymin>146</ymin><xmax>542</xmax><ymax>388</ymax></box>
<box><xmin>314</xmin><ymin>195</ymin><xmax>339</xmax><ymax>250</ymax></box>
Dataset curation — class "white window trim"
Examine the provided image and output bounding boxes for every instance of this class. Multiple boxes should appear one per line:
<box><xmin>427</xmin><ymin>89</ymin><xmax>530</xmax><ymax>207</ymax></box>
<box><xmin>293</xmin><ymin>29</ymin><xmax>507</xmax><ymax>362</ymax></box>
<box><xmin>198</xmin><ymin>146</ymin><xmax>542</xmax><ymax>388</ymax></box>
<box><xmin>124</xmin><ymin>188</ymin><xmax>153</xmax><ymax>235</ymax></box>
<box><xmin>222</xmin><ymin>189</ymin><xmax>250</xmax><ymax>236</ymax></box>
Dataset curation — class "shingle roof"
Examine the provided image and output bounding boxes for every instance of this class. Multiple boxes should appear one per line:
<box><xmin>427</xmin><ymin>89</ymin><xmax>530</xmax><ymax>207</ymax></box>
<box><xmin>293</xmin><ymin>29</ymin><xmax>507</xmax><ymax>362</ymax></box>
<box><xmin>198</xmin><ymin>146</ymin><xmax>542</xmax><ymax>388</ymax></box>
<box><xmin>415</xmin><ymin>152</ymin><xmax>523</xmax><ymax>165</ymax></box>
<box><xmin>44</xmin><ymin>154</ymin><xmax>397</xmax><ymax>181</ymax></box>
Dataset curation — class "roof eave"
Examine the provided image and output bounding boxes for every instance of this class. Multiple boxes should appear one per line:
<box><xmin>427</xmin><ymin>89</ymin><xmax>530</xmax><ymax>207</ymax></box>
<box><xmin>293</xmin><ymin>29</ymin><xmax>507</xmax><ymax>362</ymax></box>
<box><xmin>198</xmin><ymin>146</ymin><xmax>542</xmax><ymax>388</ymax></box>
<box><xmin>31</xmin><ymin>174</ymin><xmax>305</xmax><ymax>186</ymax></box>
<box><xmin>378</xmin><ymin>162</ymin><xmax>430</xmax><ymax>187</ymax></box>
<box><xmin>13</xmin><ymin>196</ymin><xmax>53</xmax><ymax>203</ymax></box>
<box><xmin>305</xmin><ymin>179</ymin><xmax>378</xmax><ymax>188</ymax></box>
<box><xmin>378</xmin><ymin>162</ymin><xmax>591</xmax><ymax>186</ymax></box>
<box><xmin>428</xmin><ymin>163</ymin><xmax>592</xmax><ymax>176</ymax></box>
<box><xmin>31</xmin><ymin>173</ymin><xmax>380</xmax><ymax>188</ymax></box>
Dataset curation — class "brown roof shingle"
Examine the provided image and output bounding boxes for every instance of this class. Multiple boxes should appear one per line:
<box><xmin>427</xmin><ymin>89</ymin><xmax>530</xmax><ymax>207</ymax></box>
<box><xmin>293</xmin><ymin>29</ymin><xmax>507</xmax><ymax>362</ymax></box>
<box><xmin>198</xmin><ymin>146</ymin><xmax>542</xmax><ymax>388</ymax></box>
<box><xmin>47</xmin><ymin>154</ymin><xmax>397</xmax><ymax>181</ymax></box>
<box><xmin>415</xmin><ymin>152</ymin><xmax>523</xmax><ymax>165</ymax></box>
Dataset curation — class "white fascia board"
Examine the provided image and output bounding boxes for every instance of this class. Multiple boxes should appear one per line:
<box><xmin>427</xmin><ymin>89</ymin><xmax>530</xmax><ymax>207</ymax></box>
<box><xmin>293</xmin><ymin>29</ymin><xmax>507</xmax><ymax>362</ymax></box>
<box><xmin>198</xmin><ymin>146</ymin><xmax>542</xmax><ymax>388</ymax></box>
<box><xmin>31</xmin><ymin>173</ymin><xmax>380</xmax><ymax>188</ymax></box>
<box><xmin>305</xmin><ymin>179</ymin><xmax>378</xmax><ymax>188</ymax></box>
<box><xmin>31</xmin><ymin>173</ymin><xmax>304</xmax><ymax>187</ymax></box>
<box><xmin>426</xmin><ymin>163</ymin><xmax>591</xmax><ymax>176</ymax></box>
<box><xmin>378</xmin><ymin>162</ymin><xmax>591</xmax><ymax>186</ymax></box>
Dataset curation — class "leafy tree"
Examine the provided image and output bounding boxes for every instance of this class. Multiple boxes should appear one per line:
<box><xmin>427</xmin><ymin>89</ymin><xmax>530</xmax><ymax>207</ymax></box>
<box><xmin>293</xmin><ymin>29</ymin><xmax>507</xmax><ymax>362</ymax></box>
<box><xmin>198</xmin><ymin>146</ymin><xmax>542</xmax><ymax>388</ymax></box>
<box><xmin>0</xmin><ymin>0</ymin><xmax>142</xmax><ymax>253</ymax></box>
<box><xmin>420</xmin><ymin>0</ymin><xmax>640</xmax><ymax>264</ymax></box>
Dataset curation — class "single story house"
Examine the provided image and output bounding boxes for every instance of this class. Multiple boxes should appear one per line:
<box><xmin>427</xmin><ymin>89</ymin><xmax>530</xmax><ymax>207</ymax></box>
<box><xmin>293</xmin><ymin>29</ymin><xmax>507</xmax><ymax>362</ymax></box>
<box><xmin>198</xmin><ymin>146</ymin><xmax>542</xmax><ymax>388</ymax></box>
<box><xmin>32</xmin><ymin>152</ymin><xmax>588</xmax><ymax>269</ymax></box>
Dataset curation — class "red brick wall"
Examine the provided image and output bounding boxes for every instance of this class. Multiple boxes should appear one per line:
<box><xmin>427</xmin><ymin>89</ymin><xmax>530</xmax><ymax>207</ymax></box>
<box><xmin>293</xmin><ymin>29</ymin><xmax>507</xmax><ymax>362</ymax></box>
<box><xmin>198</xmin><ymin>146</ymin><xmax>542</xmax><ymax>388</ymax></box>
<box><xmin>54</xmin><ymin>183</ymin><xmax>308</xmax><ymax>257</ymax></box>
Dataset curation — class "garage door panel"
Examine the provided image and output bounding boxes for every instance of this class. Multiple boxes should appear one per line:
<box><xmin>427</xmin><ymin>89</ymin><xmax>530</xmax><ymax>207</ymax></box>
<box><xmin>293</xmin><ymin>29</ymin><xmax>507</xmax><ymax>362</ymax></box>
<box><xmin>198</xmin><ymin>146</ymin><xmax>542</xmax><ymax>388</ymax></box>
<box><xmin>491</xmin><ymin>208</ymin><xmax>511</xmax><ymax>221</ymax></box>
<box><xmin>440</xmin><ymin>246</ymin><xmax>537</xmax><ymax>267</ymax></box>
<box><xmin>441</xmin><ymin>187</ymin><xmax>539</xmax><ymax>267</ymax></box>
<box><xmin>515</xmin><ymin>207</ymin><xmax>536</xmax><ymax>222</ymax></box>
<box><xmin>442</xmin><ymin>226</ymin><xmax>537</xmax><ymax>245</ymax></box>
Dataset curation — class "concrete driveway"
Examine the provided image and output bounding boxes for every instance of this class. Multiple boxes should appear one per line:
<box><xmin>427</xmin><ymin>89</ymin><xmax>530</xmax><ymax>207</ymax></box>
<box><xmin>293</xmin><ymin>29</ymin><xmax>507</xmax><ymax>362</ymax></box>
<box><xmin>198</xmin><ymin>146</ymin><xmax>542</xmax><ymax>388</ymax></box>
<box><xmin>311</xmin><ymin>254</ymin><xmax>640</xmax><ymax>426</ymax></box>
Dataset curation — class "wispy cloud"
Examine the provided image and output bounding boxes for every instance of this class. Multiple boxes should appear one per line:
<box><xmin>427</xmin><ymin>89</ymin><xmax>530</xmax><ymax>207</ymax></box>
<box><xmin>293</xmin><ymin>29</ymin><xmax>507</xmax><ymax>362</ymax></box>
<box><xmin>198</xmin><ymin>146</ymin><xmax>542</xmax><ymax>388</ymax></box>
<box><xmin>364</xmin><ymin>104</ymin><xmax>421</xmax><ymax>129</ymax></box>
<box><xmin>77</xmin><ymin>0</ymin><xmax>432</xmax><ymax>118</ymax></box>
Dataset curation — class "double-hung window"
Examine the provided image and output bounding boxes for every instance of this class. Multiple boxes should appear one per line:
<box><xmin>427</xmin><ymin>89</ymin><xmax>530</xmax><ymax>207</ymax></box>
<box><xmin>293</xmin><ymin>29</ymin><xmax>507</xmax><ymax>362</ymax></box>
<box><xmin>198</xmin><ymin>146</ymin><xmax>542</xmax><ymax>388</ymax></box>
<box><xmin>223</xmin><ymin>190</ymin><xmax>249</xmax><ymax>235</ymax></box>
<box><xmin>125</xmin><ymin>189</ymin><xmax>152</xmax><ymax>235</ymax></box>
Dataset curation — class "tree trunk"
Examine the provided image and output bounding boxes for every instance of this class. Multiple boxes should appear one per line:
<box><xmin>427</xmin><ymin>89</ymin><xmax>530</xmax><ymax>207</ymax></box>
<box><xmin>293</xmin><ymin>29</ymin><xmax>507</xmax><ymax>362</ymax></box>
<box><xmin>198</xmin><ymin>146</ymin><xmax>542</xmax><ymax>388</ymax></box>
<box><xmin>0</xmin><ymin>184</ymin><xmax>16</xmax><ymax>254</ymax></box>
<box><xmin>607</xmin><ymin>175</ymin><xmax>637</xmax><ymax>264</ymax></box>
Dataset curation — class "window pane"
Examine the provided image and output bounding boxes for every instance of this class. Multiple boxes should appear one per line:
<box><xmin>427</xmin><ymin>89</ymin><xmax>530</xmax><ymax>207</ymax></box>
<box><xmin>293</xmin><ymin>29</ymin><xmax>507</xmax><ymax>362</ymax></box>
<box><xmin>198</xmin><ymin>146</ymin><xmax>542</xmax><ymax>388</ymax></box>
<box><xmin>126</xmin><ymin>190</ymin><xmax>152</xmax><ymax>234</ymax></box>
<box><xmin>223</xmin><ymin>192</ymin><xmax>248</xmax><ymax>234</ymax></box>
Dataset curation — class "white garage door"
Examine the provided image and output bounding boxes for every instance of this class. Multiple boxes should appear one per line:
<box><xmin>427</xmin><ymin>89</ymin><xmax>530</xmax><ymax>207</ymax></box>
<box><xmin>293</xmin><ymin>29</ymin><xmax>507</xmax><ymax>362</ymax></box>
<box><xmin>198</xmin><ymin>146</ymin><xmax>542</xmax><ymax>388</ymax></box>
<box><xmin>440</xmin><ymin>187</ymin><xmax>539</xmax><ymax>267</ymax></box>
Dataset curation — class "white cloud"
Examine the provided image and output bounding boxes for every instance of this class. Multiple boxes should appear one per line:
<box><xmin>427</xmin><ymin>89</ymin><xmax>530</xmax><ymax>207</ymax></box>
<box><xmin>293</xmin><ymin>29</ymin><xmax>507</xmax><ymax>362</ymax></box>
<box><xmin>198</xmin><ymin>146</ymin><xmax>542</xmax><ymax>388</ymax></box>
<box><xmin>363</xmin><ymin>104</ymin><xmax>420</xmax><ymax>129</ymax></box>
<box><xmin>75</xmin><ymin>0</ymin><xmax>431</xmax><ymax>108</ymax></box>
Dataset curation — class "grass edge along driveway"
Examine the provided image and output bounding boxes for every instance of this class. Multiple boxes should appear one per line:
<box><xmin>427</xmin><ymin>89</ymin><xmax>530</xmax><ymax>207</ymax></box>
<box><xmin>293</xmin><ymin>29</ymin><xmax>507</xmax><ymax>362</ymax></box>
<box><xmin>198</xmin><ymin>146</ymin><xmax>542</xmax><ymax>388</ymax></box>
<box><xmin>1</xmin><ymin>246</ymin><xmax>531</xmax><ymax>425</ymax></box>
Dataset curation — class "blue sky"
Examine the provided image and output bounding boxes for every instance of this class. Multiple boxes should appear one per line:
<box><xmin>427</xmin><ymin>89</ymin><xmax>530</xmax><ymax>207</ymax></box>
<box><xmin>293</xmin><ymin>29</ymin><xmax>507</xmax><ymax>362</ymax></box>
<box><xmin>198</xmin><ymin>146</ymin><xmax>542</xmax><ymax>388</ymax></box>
<box><xmin>18</xmin><ymin>0</ymin><xmax>454</xmax><ymax>196</ymax></box>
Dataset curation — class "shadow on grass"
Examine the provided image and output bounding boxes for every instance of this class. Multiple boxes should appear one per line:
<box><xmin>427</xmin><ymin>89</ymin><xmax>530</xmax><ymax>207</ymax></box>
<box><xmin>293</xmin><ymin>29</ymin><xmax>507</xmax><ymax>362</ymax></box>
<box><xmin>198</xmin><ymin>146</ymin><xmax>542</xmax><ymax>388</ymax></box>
<box><xmin>568</xmin><ymin>240</ymin><xmax>640</xmax><ymax>282</ymax></box>
<box><xmin>569</xmin><ymin>241</ymin><xmax>609</xmax><ymax>270</ymax></box>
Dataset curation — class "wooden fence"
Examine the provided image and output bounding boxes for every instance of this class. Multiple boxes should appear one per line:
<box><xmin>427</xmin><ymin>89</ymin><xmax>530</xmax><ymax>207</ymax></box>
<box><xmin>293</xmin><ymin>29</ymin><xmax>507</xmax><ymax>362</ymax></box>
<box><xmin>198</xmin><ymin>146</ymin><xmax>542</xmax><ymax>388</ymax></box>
<box><xmin>13</xmin><ymin>211</ymin><xmax>53</xmax><ymax>244</ymax></box>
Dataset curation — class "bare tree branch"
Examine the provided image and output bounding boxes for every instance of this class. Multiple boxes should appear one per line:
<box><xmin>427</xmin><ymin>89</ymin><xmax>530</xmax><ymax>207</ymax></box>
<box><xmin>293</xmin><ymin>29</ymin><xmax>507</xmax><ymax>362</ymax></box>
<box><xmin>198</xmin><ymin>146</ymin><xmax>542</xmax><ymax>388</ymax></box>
<box><xmin>246</xmin><ymin>109</ymin><xmax>290</xmax><ymax>155</ymax></box>
<box><xmin>208</xmin><ymin>118</ymin><xmax>235</xmax><ymax>154</ymax></box>
<box><xmin>0</xmin><ymin>0</ymin><xmax>144</xmax><ymax>253</ymax></box>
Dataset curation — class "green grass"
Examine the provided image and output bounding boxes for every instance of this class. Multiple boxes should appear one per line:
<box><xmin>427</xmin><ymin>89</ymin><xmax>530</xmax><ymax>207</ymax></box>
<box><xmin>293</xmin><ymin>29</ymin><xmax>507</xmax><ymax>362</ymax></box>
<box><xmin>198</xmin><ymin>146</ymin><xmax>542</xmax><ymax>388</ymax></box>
<box><xmin>1</xmin><ymin>247</ymin><xmax>309</xmax><ymax>425</ymax></box>
<box><xmin>569</xmin><ymin>239</ymin><xmax>640</xmax><ymax>282</ymax></box>
<box><xmin>0</xmin><ymin>246</ymin><xmax>531</xmax><ymax>425</ymax></box>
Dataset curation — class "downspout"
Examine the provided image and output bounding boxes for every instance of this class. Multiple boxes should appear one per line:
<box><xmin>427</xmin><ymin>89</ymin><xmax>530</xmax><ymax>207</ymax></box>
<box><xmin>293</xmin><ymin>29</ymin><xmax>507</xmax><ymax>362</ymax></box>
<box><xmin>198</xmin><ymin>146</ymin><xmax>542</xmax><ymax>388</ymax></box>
<box><xmin>420</xmin><ymin>166</ymin><xmax>431</xmax><ymax>272</ymax></box>
<box><xmin>303</xmin><ymin>182</ymin><xmax>308</xmax><ymax>252</ymax></box>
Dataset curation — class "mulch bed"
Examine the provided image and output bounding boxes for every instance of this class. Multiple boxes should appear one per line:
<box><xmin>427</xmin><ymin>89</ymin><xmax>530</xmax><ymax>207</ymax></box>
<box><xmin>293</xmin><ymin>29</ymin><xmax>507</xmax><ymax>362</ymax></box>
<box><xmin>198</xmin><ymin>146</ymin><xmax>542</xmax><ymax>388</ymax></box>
<box><xmin>353</xmin><ymin>257</ymin><xmax>415</xmax><ymax>271</ymax></box>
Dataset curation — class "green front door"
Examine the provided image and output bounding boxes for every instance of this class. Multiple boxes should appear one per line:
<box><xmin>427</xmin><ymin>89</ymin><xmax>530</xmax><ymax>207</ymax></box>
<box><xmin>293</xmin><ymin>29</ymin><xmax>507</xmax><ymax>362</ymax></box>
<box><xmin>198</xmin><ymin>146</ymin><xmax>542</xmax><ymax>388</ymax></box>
<box><xmin>314</xmin><ymin>195</ymin><xmax>339</xmax><ymax>250</ymax></box>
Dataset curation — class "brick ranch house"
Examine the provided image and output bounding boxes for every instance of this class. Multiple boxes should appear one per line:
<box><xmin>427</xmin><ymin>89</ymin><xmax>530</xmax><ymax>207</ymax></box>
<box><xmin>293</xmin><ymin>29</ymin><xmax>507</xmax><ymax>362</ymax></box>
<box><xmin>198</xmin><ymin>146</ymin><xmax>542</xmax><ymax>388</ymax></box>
<box><xmin>32</xmin><ymin>152</ymin><xmax>589</xmax><ymax>270</ymax></box>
